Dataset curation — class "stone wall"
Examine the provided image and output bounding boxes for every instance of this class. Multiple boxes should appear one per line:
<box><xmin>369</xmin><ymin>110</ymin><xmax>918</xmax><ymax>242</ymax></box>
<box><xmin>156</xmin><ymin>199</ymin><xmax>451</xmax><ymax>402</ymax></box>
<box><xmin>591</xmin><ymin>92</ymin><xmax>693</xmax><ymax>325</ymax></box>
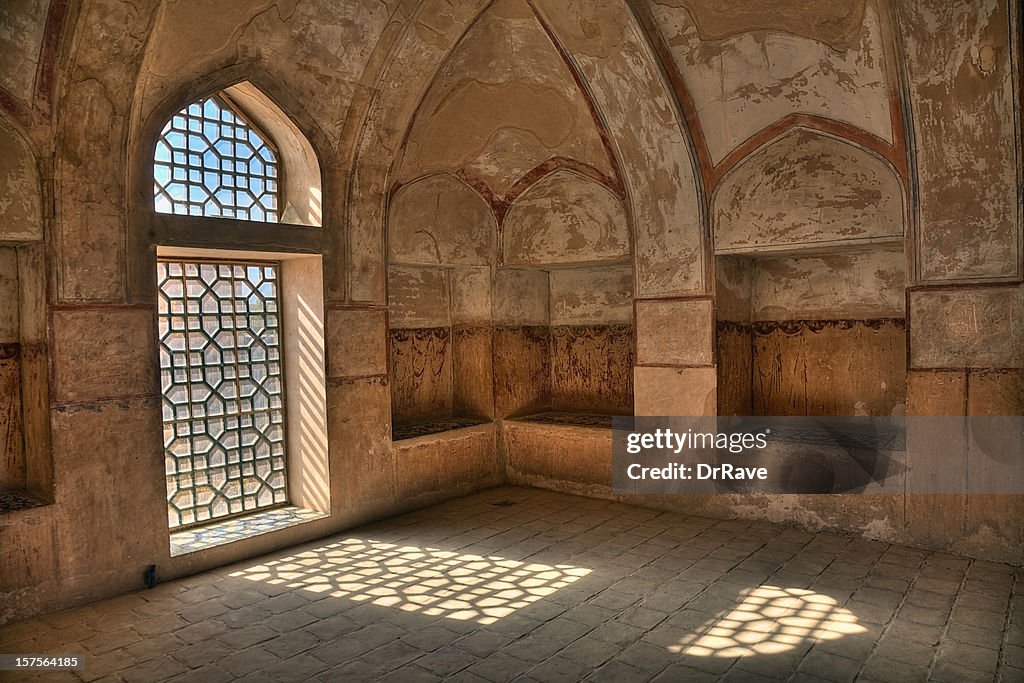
<box><xmin>0</xmin><ymin>0</ymin><xmax>1021</xmax><ymax>627</ymax></box>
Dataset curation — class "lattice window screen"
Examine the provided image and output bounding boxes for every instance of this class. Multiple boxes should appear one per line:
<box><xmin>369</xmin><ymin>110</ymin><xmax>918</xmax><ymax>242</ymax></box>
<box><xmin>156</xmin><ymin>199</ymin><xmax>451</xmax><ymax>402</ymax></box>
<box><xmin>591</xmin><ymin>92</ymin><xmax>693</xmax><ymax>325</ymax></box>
<box><xmin>154</xmin><ymin>94</ymin><xmax>279</xmax><ymax>222</ymax></box>
<box><xmin>158</xmin><ymin>259</ymin><xmax>288</xmax><ymax>529</ymax></box>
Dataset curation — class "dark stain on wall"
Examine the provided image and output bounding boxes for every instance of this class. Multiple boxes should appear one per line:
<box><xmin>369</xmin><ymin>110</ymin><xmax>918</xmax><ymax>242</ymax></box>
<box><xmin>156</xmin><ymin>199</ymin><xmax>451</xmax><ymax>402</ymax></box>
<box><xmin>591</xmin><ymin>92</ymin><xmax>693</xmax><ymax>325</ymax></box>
<box><xmin>389</xmin><ymin>328</ymin><xmax>452</xmax><ymax>425</ymax></box>
<box><xmin>751</xmin><ymin>319</ymin><xmax>907</xmax><ymax>416</ymax></box>
<box><xmin>550</xmin><ymin>324</ymin><xmax>633</xmax><ymax>415</ymax></box>
<box><xmin>493</xmin><ymin>326</ymin><xmax>551</xmax><ymax>419</ymax></box>
<box><xmin>716</xmin><ymin>322</ymin><xmax>753</xmax><ymax>416</ymax></box>
<box><xmin>452</xmin><ymin>326</ymin><xmax>495</xmax><ymax>420</ymax></box>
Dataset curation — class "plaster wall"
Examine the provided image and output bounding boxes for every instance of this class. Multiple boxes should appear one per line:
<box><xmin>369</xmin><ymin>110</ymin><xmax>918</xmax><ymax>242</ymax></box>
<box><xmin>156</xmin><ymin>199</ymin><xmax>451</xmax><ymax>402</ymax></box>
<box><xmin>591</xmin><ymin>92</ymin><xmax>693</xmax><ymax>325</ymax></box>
<box><xmin>1</xmin><ymin>0</ymin><xmax>1022</xmax><ymax>629</ymax></box>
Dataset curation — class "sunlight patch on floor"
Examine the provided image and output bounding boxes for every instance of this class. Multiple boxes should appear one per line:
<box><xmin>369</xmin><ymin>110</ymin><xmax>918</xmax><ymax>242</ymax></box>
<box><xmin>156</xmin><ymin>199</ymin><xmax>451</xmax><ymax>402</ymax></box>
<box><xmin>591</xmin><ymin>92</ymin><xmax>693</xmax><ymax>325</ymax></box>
<box><xmin>230</xmin><ymin>538</ymin><xmax>591</xmax><ymax>624</ymax></box>
<box><xmin>671</xmin><ymin>585</ymin><xmax>867</xmax><ymax>657</ymax></box>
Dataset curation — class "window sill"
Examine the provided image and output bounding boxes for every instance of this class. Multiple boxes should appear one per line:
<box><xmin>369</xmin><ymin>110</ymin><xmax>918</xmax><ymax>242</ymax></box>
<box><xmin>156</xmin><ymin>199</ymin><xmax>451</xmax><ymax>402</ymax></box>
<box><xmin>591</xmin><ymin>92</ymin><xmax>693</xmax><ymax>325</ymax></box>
<box><xmin>169</xmin><ymin>506</ymin><xmax>328</xmax><ymax>557</ymax></box>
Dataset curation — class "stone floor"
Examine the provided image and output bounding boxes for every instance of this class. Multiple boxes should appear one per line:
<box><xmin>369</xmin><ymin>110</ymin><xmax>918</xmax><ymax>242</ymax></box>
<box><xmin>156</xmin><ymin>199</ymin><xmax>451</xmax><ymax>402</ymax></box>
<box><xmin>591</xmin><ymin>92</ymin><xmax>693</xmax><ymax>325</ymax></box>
<box><xmin>2</xmin><ymin>487</ymin><xmax>1022</xmax><ymax>682</ymax></box>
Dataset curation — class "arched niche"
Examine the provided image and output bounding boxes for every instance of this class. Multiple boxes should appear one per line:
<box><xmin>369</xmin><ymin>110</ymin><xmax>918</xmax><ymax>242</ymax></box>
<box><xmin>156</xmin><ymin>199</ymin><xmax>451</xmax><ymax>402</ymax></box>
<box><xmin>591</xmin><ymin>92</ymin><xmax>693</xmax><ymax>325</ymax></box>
<box><xmin>386</xmin><ymin>173</ymin><xmax>497</xmax><ymax>437</ymax></box>
<box><xmin>383</xmin><ymin>0</ymin><xmax>645</xmax><ymax>441</ymax></box>
<box><xmin>501</xmin><ymin>170</ymin><xmax>630</xmax><ymax>267</ymax></box>
<box><xmin>389</xmin><ymin>174</ymin><xmax>496</xmax><ymax>266</ymax></box>
<box><xmin>713</xmin><ymin>129</ymin><xmax>905</xmax><ymax>254</ymax></box>
<box><xmin>126</xmin><ymin>73</ymin><xmax>334</xmax><ymax>544</ymax></box>
<box><xmin>0</xmin><ymin>114</ymin><xmax>49</xmax><ymax>505</ymax></box>
<box><xmin>347</xmin><ymin>0</ymin><xmax>703</xmax><ymax>304</ymax></box>
<box><xmin>147</xmin><ymin>81</ymin><xmax>323</xmax><ymax>228</ymax></box>
<box><xmin>712</xmin><ymin>130</ymin><xmax>908</xmax><ymax>419</ymax></box>
<box><xmin>128</xmin><ymin>71</ymin><xmax>332</xmax><ymax>304</ymax></box>
<box><xmin>0</xmin><ymin>116</ymin><xmax>42</xmax><ymax>242</ymax></box>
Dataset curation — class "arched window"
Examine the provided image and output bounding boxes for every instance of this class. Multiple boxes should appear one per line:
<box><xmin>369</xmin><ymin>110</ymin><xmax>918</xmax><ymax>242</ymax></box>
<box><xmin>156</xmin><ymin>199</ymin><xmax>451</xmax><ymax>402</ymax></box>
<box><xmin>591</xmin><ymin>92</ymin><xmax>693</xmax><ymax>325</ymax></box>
<box><xmin>149</xmin><ymin>83</ymin><xmax>329</xmax><ymax>548</ymax></box>
<box><xmin>154</xmin><ymin>93</ymin><xmax>280</xmax><ymax>222</ymax></box>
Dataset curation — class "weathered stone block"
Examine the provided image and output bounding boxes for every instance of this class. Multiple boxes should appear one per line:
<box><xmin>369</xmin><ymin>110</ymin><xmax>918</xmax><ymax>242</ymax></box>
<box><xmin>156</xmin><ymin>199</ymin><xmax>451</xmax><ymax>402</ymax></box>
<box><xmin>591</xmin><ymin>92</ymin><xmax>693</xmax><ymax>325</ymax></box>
<box><xmin>453</xmin><ymin>327</ymin><xmax>493</xmax><ymax>420</ymax></box>
<box><xmin>0</xmin><ymin>348</ymin><xmax>23</xmax><ymax>489</ymax></box>
<box><xmin>716</xmin><ymin>323</ymin><xmax>752</xmax><ymax>416</ymax></box>
<box><xmin>0</xmin><ymin>247</ymin><xmax>18</xmax><ymax>341</ymax></box>
<box><xmin>549</xmin><ymin>266</ymin><xmax>632</xmax><ymax>326</ymax></box>
<box><xmin>388</xmin><ymin>266</ymin><xmax>450</xmax><ymax>329</ymax></box>
<box><xmin>635</xmin><ymin>299</ymin><xmax>713</xmax><ymax>366</ymax></box>
<box><xmin>451</xmin><ymin>266</ymin><xmax>491</xmax><ymax>325</ymax></box>
<box><xmin>325</xmin><ymin>308</ymin><xmax>387</xmax><ymax>378</ymax></box>
<box><xmin>390</xmin><ymin>328</ymin><xmax>452</xmax><ymax>424</ymax></box>
<box><xmin>752</xmin><ymin>249</ymin><xmax>905</xmax><ymax>321</ymax></box>
<box><xmin>493</xmin><ymin>269</ymin><xmax>548</xmax><ymax>326</ymax></box>
<box><xmin>967</xmin><ymin>369</ymin><xmax>1024</xmax><ymax>416</ymax></box>
<box><xmin>907</xmin><ymin>370</ymin><xmax>966</xmax><ymax>416</ymax></box>
<box><xmin>327</xmin><ymin>377</ymin><xmax>394</xmax><ymax>514</ymax></box>
<box><xmin>715</xmin><ymin>257</ymin><xmax>752</xmax><ymax>323</ymax></box>
<box><xmin>752</xmin><ymin>320</ymin><xmax>906</xmax><ymax>416</ymax></box>
<box><xmin>633</xmin><ymin>366</ymin><xmax>717</xmax><ymax>416</ymax></box>
<box><xmin>53</xmin><ymin>307</ymin><xmax>157</xmax><ymax>403</ymax></box>
<box><xmin>0</xmin><ymin>507</ymin><xmax>57</xmax><ymax>600</ymax></box>
<box><xmin>504</xmin><ymin>421</ymin><xmax>612</xmax><ymax>492</ymax></box>
<box><xmin>50</xmin><ymin>397</ymin><xmax>166</xmax><ymax>577</ymax></box>
<box><xmin>550</xmin><ymin>325</ymin><xmax>633</xmax><ymax>415</ymax></box>
<box><xmin>493</xmin><ymin>326</ymin><xmax>550</xmax><ymax>418</ymax></box>
<box><xmin>394</xmin><ymin>425</ymin><xmax>500</xmax><ymax>505</ymax></box>
<box><xmin>910</xmin><ymin>287</ymin><xmax>1024</xmax><ymax>369</ymax></box>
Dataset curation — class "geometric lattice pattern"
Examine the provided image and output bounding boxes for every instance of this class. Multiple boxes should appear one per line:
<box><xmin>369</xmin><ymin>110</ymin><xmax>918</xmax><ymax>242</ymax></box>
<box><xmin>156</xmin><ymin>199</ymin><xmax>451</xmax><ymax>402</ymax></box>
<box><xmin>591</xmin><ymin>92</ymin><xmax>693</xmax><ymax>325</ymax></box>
<box><xmin>153</xmin><ymin>94</ymin><xmax>279</xmax><ymax>222</ymax></box>
<box><xmin>157</xmin><ymin>259</ymin><xmax>288</xmax><ymax>529</ymax></box>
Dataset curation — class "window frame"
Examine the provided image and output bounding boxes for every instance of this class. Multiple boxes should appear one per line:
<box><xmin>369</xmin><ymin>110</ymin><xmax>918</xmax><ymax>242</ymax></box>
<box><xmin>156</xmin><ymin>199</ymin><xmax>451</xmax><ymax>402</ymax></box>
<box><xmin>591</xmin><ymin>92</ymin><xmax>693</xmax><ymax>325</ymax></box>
<box><xmin>154</xmin><ymin>92</ymin><xmax>285</xmax><ymax>223</ymax></box>
<box><xmin>139</xmin><ymin>80</ymin><xmax>332</xmax><ymax>551</ymax></box>
<box><xmin>157</xmin><ymin>255</ymin><xmax>291</xmax><ymax>530</ymax></box>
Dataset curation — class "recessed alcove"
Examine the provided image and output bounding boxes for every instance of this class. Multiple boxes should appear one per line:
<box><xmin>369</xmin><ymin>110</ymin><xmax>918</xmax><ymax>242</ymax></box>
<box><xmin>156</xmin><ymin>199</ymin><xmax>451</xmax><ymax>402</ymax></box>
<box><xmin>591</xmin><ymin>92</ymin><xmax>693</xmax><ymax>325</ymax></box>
<box><xmin>716</xmin><ymin>246</ymin><xmax>907</xmax><ymax>417</ymax></box>
<box><xmin>387</xmin><ymin>260</ymin><xmax>636</xmax><ymax>440</ymax></box>
<box><xmin>388</xmin><ymin>262</ymin><xmax>496</xmax><ymax>441</ymax></box>
<box><xmin>385</xmin><ymin>173</ymin><xmax>635</xmax><ymax>441</ymax></box>
<box><xmin>0</xmin><ymin>116</ymin><xmax>49</xmax><ymax>513</ymax></box>
<box><xmin>495</xmin><ymin>263</ymin><xmax>635</xmax><ymax>422</ymax></box>
<box><xmin>712</xmin><ymin>130</ymin><xmax>908</xmax><ymax>418</ymax></box>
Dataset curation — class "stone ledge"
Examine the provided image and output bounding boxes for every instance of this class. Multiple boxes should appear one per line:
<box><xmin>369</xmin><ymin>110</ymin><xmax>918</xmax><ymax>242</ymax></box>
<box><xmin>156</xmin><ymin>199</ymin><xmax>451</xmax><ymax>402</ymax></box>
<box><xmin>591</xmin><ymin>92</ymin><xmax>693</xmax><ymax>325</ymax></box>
<box><xmin>507</xmin><ymin>411</ymin><xmax>624</xmax><ymax>430</ymax></box>
<box><xmin>0</xmin><ymin>490</ymin><xmax>50</xmax><ymax>514</ymax></box>
<box><xmin>392</xmin><ymin>416</ymin><xmax>492</xmax><ymax>442</ymax></box>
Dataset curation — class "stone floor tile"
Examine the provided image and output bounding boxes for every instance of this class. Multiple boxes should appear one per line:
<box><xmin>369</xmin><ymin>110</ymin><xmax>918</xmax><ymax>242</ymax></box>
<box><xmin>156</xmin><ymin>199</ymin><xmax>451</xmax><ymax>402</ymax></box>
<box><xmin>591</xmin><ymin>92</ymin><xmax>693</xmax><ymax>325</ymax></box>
<box><xmin>115</xmin><ymin>655</ymin><xmax>188</xmax><ymax>683</ymax></box>
<box><xmin>257</xmin><ymin>653</ymin><xmax>330</xmax><ymax>682</ymax></box>
<box><xmin>796</xmin><ymin>649</ymin><xmax>861</xmax><ymax>683</ymax></box>
<box><xmin>586</xmin><ymin>660</ymin><xmax>649</xmax><ymax>683</ymax></box>
<box><xmin>857</xmin><ymin>655</ymin><xmax>929</xmax><ymax>683</ymax></box>
<box><xmin>525</xmin><ymin>655</ymin><xmax>591</xmax><ymax>683</ymax></box>
<box><xmin>415</xmin><ymin>645</ymin><xmax>480</xmax><ymax>676</ymax></box>
<box><xmin>215</xmin><ymin>646</ymin><xmax>283</xmax><ymax>677</ymax></box>
<box><xmin>0</xmin><ymin>487</ymin><xmax>1017</xmax><ymax>683</ymax></box>
<box><xmin>465</xmin><ymin>652</ymin><xmax>532</xmax><ymax>683</ymax></box>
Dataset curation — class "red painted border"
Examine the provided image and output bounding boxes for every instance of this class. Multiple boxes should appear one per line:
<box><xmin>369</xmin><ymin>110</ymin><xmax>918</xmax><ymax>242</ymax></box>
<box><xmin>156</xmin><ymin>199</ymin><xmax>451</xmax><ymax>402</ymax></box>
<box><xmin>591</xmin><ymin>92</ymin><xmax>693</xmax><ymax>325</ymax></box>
<box><xmin>630</xmin><ymin>0</ymin><xmax>910</xmax><ymax>202</ymax></box>
<box><xmin>389</xmin><ymin>0</ymin><xmax>627</xmax><ymax>227</ymax></box>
